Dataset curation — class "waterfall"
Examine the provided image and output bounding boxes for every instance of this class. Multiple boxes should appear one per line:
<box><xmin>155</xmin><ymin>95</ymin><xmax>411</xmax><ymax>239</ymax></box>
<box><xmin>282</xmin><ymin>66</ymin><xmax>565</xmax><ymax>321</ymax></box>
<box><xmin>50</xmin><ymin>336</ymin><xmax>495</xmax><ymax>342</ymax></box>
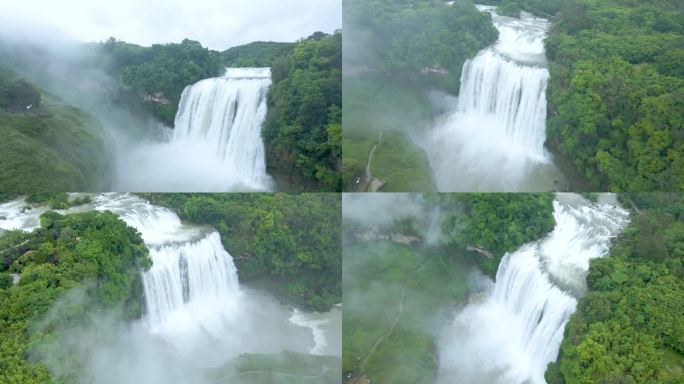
<box><xmin>116</xmin><ymin>68</ymin><xmax>273</xmax><ymax>192</ymax></box>
<box><xmin>428</xmin><ymin>7</ymin><xmax>563</xmax><ymax>191</ymax></box>
<box><xmin>173</xmin><ymin>67</ymin><xmax>272</xmax><ymax>189</ymax></box>
<box><xmin>438</xmin><ymin>194</ymin><xmax>629</xmax><ymax>384</ymax></box>
<box><xmin>91</xmin><ymin>194</ymin><xmax>243</xmax><ymax>337</ymax></box>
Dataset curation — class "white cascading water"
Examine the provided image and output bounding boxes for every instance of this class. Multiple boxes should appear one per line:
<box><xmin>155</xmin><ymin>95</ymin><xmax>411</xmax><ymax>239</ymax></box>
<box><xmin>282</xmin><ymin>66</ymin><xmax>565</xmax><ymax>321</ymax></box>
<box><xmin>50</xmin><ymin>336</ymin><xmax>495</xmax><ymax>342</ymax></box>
<box><xmin>428</xmin><ymin>6</ymin><xmax>564</xmax><ymax>191</ymax></box>
<box><xmin>0</xmin><ymin>194</ymin><xmax>339</xmax><ymax>360</ymax></box>
<box><xmin>438</xmin><ymin>194</ymin><xmax>630</xmax><ymax>384</ymax></box>
<box><xmin>116</xmin><ymin>68</ymin><xmax>273</xmax><ymax>192</ymax></box>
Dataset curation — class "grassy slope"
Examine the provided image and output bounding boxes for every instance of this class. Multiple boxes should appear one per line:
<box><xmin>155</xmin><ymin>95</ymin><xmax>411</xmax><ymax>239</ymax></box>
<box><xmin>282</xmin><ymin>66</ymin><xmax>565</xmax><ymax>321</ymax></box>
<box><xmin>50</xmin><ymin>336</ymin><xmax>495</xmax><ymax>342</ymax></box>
<box><xmin>343</xmin><ymin>241</ymin><xmax>469</xmax><ymax>383</ymax></box>
<box><xmin>0</xmin><ymin>73</ymin><xmax>110</xmax><ymax>191</ymax></box>
<box><xmin>342</xmin><ymin>75</ymin><xmax>435</xmax><ymax>191</ymax></box>
<box><xmin>210</xmin><ymin>352</ymin><xmax>341</xmax><ymax>384</ymax></box>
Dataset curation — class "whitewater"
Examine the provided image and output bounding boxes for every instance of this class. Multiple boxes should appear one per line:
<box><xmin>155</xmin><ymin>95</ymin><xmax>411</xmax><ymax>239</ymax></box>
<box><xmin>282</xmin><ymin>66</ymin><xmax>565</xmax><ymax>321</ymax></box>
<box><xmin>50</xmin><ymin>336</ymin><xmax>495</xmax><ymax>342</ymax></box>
<box><xmin>116</xmin><ymin>68</ymin><xmax>273</xmax><ymax>192</ymax></box>
<box><xmin>438</xmin><ymin>194</ymin><xmax>629</xmax><ymax>384</ymax></box>
<box><xmin>0</xmin><ymin>194</ymin><xmax>340</xmax><ymax>361</ymax></box>
<box><xmin>428</xmin><ymin>6</ymin><xmax>565</xmax><ymax>191</ymax></box>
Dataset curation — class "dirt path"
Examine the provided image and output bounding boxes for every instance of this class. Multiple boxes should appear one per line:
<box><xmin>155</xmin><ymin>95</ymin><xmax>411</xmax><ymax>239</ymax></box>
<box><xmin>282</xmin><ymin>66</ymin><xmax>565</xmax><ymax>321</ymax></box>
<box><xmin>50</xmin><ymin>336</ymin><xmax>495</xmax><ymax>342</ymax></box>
<box><xmin>358</xmin><ymin>131</ymin><xmax>385</xmax><ymax>192</ymax></box>
<box><xmin>348</xmin><ymin>255</ymin><xmax>433</xmax><ymax>384</ymax></box>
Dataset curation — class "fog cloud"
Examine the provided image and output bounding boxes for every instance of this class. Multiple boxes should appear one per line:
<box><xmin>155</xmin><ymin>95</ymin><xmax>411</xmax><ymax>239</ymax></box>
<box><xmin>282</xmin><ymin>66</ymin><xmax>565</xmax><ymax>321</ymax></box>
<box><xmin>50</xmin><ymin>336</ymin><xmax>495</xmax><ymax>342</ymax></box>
<box><xmin>0</xmin><ymin>0</ymin><xmax>341</xmax><ymax>50</ymax></box>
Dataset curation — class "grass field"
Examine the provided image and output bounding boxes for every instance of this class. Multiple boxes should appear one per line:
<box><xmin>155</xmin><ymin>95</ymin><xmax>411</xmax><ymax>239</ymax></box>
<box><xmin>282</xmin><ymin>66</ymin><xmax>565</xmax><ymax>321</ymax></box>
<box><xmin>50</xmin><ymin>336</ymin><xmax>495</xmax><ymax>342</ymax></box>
<box><xmin>0</xmin><ymin>78</ymin><xmax>111</xmax><ymax>191</ymax></box>
<box><xmin>343</xmin><ymin>241</ymin><xmax>470</xmax><ymax>384</ymax></box>
<box><xmin>342</xmin><ymin>75</ymin><xmax>436</xmax><ymax>191</ymax></box>
<box><xmin>211</xmin><ymin>352</ymin><xmax>341</xmax><ymax>384</ymax></box>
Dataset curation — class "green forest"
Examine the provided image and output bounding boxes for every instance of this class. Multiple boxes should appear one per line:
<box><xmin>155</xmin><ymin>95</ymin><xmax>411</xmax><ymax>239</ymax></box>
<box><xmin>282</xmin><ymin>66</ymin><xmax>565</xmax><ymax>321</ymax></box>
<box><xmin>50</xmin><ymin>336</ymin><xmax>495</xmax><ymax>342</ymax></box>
<box><xmin>342</xmin><ymin>0</ymin><xmax>498</xmax><ymax>191</ymax></box>
<box><xmin>432</xmin><ymin>193</ymin><xmax>556</xmax><ymax>275</ymax></box>
<box><xmin>344</xmin><ymin>0</ymin><xmax>683</xmax><ymax>192</ymax></box>
<box><xmin>100</xmin><ymin>32</ymin><xmax>342</xmax><ymax>191</ymax></box>
<box><xmin>0</xmin><ymin>210</ymin><xmax>150</xmax><ymax>383</ymax></box>
<box><xmin>262</xmin><ymin>32</ymin><xmax>342</xmax><ymax>191</ymax></box>
<box><xmin>0</xmin><ymin>193</ymin><xmax>343</xmax><ymax>383</ymax></box>
<box><xmin>547</xmin><ymin>193</ymin><xmax>684</xmax><ymax>383</ymax></box>
<box><xmin>343</xmin><ymin>193</ymin><xmax>556</xmax><ymax>383</ymax></box>
<box><xmin>143</xmin><ymin>193</ymin><xmax>341</xmax><ymax>312</ymax></box>
<box><xmin>0</xmin><ymin>30</ymin><xmax>341</xmax><ymax>192</ymax></box>
<box><xmin>0</xmin><ymin>67</ymin><xmax>110</xmax><ymax>192</ymax></box>
<box><xmin>482</xmin><ymin>0</ymin><xmax>684</xmax><ymax>190</ymax></box>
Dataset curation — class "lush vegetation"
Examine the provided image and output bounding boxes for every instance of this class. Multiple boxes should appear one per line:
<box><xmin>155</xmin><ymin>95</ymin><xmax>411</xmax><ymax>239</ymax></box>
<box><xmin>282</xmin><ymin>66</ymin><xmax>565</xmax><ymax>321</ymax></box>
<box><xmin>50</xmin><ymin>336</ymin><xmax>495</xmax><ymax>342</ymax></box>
<box><xmin>485</xmin><ymin>0</ymin><xmax>684</xmax><ymax>190</ymax></box>
<box><xmin>431</xmin><ymin>193</ymin><xmax>556</xmax><ymax>275</ymax></box>
<box><xmin>142</xmin><ymin>193</ymin><xmax>341</xmax><ymax>311</ymax></box>
<box><xmin>345</xmin><ymin>0</ymin><xmax>498</xmax><ymax>91</ymax></box>
<box><xmin>211</xmin><ymin>352</ymin><xmax>341</xmax><ymax>384</ymax></box>
<box><xmin>24</xmin><ymin>193</ymin><xmax>92</xmax><ymax>210</ymax></box>
<box><xmin>100</xmin><ymin>38</ymin><xmax>224</xmax><ymax>125</ymax></box>
<box><xmin>100</xmin><ymin>33</ymin><xmax>341</xmax><ymax>191</ymax></box>
<box><xmin>0</xmin><ymin>67</ymin><xmax>111</xmax><ymax>192</ymax></box>
<box><xmin>343</xmin><ymin>241</ymin><xmax>469</xmax><ymax>384</ymax></box>
<box><xmin>222</xmin><ymin>41</ymin><xmax>294</xmax><ymax>67</ymax></box>
<box><xmin>262</xmin><ymin>32</ymin><xmax>342</xmax><ymax>191</ymax></box>
<box><xmin>547</xmin><ymin>193</ymin><xmax>684</xmax><ymax>383</ymax></box>
<box><xmin>343</xmin><ymin>193</ymin><xmax>557</xmax><ymax>382</ymax></box>
<box><xmin>342</xmin><ymin>77</ymin><xmax>435</xmax><ymax>191</ymax></box>
<box><xmin>342</xmin><ymin>0</ymin><xmax>498</xmax><ymax>189</ymax></box>
<box><xmin>0</xmin><ymin>211</ymin><xmax>150</xmax><ymax>383</ymax></box>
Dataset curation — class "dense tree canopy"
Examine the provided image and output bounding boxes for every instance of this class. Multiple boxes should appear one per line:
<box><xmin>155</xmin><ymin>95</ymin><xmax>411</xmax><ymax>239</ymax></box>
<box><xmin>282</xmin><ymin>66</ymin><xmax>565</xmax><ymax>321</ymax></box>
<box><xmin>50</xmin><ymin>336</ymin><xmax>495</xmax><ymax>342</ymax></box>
<box><xmin>100</xmin><ymin>34</ymin><xmax>341</xmax><ymax>191</ymax></box>
<box><xmin>432</xmin><ymin>193</ymin><xmax>556</xmax><ymax>275</ymax></box>
<box><xmin>262</xmin><ymin>32</ymin><xmax>342</xmax><ymax>191</ymax></box>
<box><xmin>100</xmin><ymin>38</ymin><xmax>224</xmax><ymax>125</ymax></box>
<box><xmin>0</xmin><ymin>211</ymin><xmax>150</xmax><ymax>383</ymax></box>
<box><xmin>142</xmin><ymin>193</ymin><xmax>341</xmax><ymax>311</ymax></box>
<box><xmin>345</xmin><ymin>0</ymin><xmax>498</xmax><ymax>91</ymax></box>
<box><xmin>547</xmin><ymin>193</ymin><xmax>684</xmax><ymax>383</ymax></box>
<box><xmin>342</xmin><ymin>0</ymin><xmax>498</xmax><ymax>190</ymax></box>
<box><xmin>485</xmin><ymin>0</ymin><xmax>684</xmax><ymax>190</ymax></box>
<box><xmin>222</xmin><ymin>41</ymin><xmax>295</xmax><ymax>67</ymax></box>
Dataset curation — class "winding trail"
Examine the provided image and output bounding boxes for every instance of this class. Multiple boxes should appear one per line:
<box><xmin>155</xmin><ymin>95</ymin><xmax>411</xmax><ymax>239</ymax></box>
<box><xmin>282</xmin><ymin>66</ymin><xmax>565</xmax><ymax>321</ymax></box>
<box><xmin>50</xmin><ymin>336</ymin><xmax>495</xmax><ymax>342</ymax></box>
<box><xmin>348</xmin><ymin>254</ymin><xmax>433</xmax><ymax>384</ymax></box>
<box><xmin>359</xmin><ymin>130</ymin><xmax>385</xmax><ymax>192</ymax></box>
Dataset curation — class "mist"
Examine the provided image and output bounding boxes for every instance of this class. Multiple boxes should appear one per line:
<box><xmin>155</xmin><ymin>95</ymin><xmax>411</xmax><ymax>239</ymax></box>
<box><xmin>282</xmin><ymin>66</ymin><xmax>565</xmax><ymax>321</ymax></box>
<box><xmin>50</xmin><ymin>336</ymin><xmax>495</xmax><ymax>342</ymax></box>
<box><xmin>1</xmin><ymin>194</ymin><xmax>342</xmax><ymax>384</ymax></box>
<box><xmin>342</xmin><ymin>193</ymin><xmax>446</xmax><ymax>246</ymax></box>
<box><xmin>0</xmin><ymin>0</ymin><xmax>341</xmax><ymax>51</ymax></box>
<box><xmin>32</xmin><ymin>284</ymin><xmax>339</xmax><ymax>384</ymax></box>
<box><xmin>0</xmin><ymin>2</ymin><xmax>337</xmax><ymax>192</ymax></box>
<box><xmin>437</xmin><ymin>195</ymin><xmax>629</xmax><ymax>384</ymax></box>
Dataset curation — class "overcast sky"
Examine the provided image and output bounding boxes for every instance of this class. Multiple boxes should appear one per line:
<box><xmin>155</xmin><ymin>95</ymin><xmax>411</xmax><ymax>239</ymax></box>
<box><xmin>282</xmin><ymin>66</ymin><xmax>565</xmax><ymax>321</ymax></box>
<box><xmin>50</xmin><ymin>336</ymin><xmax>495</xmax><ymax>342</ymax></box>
<box><xmin>0</xmin><ymin>0</ymin><xmax>341</xmax><ymax>50</ymax></box>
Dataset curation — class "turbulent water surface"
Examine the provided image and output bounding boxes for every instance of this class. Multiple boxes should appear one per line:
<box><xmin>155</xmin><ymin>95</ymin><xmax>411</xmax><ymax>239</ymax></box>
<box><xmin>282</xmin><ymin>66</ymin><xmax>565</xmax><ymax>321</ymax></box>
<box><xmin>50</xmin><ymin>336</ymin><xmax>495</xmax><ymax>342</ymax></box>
<box><xmin>0</xmin><ymin>194</ymin><xmax>340</xmax><ymax>366</ymax></box>
<box><xmin>428</xmin><ymin>6</ymin><xmax>565</xmax><ymax>192</ymax></box>
<box><xmin>438</xmin><ymin>194</ymin><xmax>629</xmax><ymax>384</ymax></box>
<box><xmin>116</xmin><ymin>68</ymin><xmax>273</xmax><ymax>192</ymax></box>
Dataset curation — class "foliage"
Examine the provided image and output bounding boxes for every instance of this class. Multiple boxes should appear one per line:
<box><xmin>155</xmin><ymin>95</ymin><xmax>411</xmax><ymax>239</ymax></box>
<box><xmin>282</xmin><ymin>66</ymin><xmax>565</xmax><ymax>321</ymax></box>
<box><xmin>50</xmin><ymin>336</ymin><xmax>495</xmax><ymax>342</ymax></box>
<box><xmin>433</xmin><ymin>193</ymin><xmax>556</xmax><ymax>275</ymax></box>
<box><xmin>344</xmin><ymin>0</ymin><xmax>498</xmax><ymax>92</ymax></box>
<box><xmin>210</xmin><ymin>352</ymin><xmax>341</xmax><ymax>384</ymax></box>
<box><xmin>549</xmin><ymin>193</ymin><xmax>684</xmax><ymax>383</ymax></box>
<box><xmin>25</xmin><ymin>193</ymin><xmax>92</xmax><ymax>210</ymax></box>
<box><xmin>222</xmin><ymin>41</ymin><xmax>294</xmax><ymax>67</ymax></box>
<box><xmin>101</xmin><ymin>33</ymin><xmax>341</xmax><ymax>191</ymax></box>
<box><xmin>343</xmin><ymin>241</ymin><xmax>469</xmax><ymax>383</ymax></box>
<box><xmin>141</xmin><ymin>193</ymin><xmax>341</xmax><ymax>311</ymax></box>
<box><xmin>478</xmin><ymin>0</ymin><xmax>564</xmax><ymax>17</ymax></box>
<box><xmin>0</xmin><ymin>211</ymin><xmax>150</xmax><ymax>383</ymax></box>
<box><xmin>342</xmin><ymin>0</ymin><xmax>497</xmax><ymax>189</ymax></box>
<box><xmin>100</xmin><ymin>38</ymin><xmax>224</xmax><ymax>125</ymax></box>
<box><xmin>0</xmin><ymin>78</ymin><xmax>41</xmax><ymax>110</ymax></box>
<box><xmin>262</xmin><ymin>32</ymin><xmax>342</xmax><ymax>191</ymax></box>
<box><xmin>342</xmin><ymin>76</ymin><xmax>435</xmax><ymax>191</ymax></box>
<box><xmin>0</xmin><ymin>68</ymin><xmax>111</xmax><ymax>192</ymax></box>
<box><xmin>537</xmin><ymin>0</ymin><xmax>684</xmax><ymax>190</ymax></box>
